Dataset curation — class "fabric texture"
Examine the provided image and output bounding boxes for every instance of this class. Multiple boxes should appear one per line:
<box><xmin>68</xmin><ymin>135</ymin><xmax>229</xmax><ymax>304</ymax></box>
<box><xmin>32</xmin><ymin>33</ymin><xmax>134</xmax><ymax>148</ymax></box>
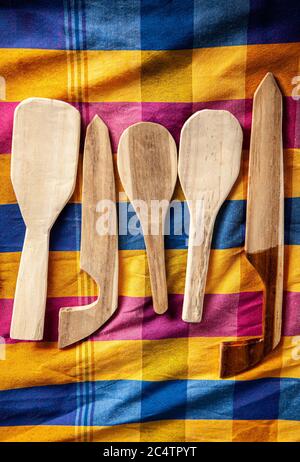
<box><xmin>0</xmin><ymin>0</ymin><xmax>300</xmax><ymax>442</ymax></box>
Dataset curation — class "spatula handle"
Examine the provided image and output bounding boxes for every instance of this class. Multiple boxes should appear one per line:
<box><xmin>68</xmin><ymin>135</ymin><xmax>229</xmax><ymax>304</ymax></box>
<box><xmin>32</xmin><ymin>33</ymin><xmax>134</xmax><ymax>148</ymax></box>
<box><xmin>182</xmin><ymin>205</ymin><xmax>215</xmax><ymax>323</ymax></box>
<box><xmin>10</xmin><ymin>228</ymin><xmax>49</xmax><ymax>340</ymax></box>
<box><xmin>144</xmin><ymin>233</ymin><xmax>168</xmax><ymax>315</ymax></box>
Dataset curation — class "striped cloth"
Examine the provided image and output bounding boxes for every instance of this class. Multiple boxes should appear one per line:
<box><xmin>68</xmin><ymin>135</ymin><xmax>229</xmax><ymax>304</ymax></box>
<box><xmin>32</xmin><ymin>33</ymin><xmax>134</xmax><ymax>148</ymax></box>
<box><xmin>0</xmin><ymin>0</ymin><xmax>300</xmax><ymax>442</ymax></box>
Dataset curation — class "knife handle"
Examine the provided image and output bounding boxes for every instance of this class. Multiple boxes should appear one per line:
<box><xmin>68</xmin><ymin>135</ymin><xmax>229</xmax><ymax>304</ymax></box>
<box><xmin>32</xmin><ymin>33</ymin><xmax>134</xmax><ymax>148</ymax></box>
<box><xmin>10</xmin><ymin>228</ymin><xmax>49</xmax><ymax>340</ymax></box>
<box><xmin>247</xmin><ymin>247</ymin><xmax>283</xmax><ymax>351</ymax></box>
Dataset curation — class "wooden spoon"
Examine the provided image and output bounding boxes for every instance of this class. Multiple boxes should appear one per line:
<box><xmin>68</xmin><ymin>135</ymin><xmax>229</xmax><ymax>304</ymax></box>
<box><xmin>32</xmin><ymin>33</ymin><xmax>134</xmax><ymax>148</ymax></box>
<box><xmin>118</xmin><ymin>122</ymin><xmax>177</xmax><ymax>314</ymax></box>
<box><xmin>58</xmin><ymin>115</ymin><xmax>118</xmax><ymax>348</ymax></box>
<box><xmin>179</xmin><ymin>110</ymin><xmax>242</xmax><ymax>322</ymax></box>
<box><xmin>10</xmin><ymin>98</ymin><xmax>80</xmax><ymax>340</ymax></box>
<box><xmin>220</xmin><ymin>73</ymin><xmax>284</xmax><ymax>377</ymax></box>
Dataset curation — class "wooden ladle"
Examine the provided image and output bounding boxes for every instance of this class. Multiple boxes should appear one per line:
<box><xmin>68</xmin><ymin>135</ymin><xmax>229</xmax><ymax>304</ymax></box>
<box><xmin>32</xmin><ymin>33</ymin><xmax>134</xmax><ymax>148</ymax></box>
<box><xmin>179</xmin><ymin>110</ymin><xmax>242</xmax><ymax>322</ymax></box>
<box><xmin>58</xmin><ymin>115</ymin><xmax>118</xmax><ymax>348</ymax></box>
<box><xmin>220</xmin><ymin>73</ymin><xmax>284</xmax><ymax>377</ymax></box>
<box><xmin>118</xmin><ymin>122</ymin><xmax>177</xmax><ymax>314</ymax></box>
<box><xmin>10</xmin><ymin>98</ymin><xmax>80</xmax><ymax>340</ymax></box>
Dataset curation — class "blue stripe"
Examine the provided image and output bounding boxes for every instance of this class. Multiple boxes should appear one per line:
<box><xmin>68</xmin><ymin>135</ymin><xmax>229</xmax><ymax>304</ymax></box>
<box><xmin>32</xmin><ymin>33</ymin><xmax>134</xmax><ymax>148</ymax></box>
<box><xmin>0</xmin><ymin>1</ymin><xmax>299</xmax><ymax>50</ymax></box>
<box><xmin>248</xmin><ymin>0</ymin><xmax>300</xmax><ymax>45</ymax></box>
<box><xmin>0</xmin><ymin>200</ymin><xmax>245</xmax><ymax>252</ymax></box>
<box><xmin>0</xmin><ymin>0</ymin><xmax>66</xmax><ymax>49</ymax></box>
<box><xmin>1</xmin><ymin>197</ymin><xmax>300</xmax><ymax>252</ymax></box>
<box><xmin>284</xmin><ymin>197</ymin><xmax>300</xmax><ymax>245</ymax></box>
<box><xmin>279</xmin><ymin>378</ymin><xmax>300</xmax><ymax>421</ymax></box>
<box><xmin>0</xmin><ymin>382</ymin><xmax>77</xmax><ymax>426</ymax></box>
<box><xmin>141</xmin><ymin>0</ymin><xmax>194</xmax><ymax>50</ymax></box>
<box><xmin>85</xmin><ymin>0</ymin><xmax>141</xmax><ymax>51</ymax></box>
<box><xmin>234</xmin><ymin>377</ymin><xmax>300</xmax><ymax>421</ymax></box>
<box><xmin>0</xmin><ymin>378</ymin><xmax>298</xmax><ymax>426</ymax></box>
<box><xmin>234</xmin><ymin>378</ymin><xmax>280</xmax><ymax>420</ymax></box>
<box><xmin>193</xmin><ymin>0</ymin><xmax>249</xmax><ymax>48</ymax></box>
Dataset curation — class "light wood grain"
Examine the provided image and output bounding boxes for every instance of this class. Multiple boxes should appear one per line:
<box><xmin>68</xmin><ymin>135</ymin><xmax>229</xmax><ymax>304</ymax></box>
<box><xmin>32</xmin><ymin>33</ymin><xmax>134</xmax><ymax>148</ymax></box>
<box><xmin>220</xmin><ymin>73</ymin><xmax>284</xmax><ymax>377</ymax></box>
<box><xmin>0</xmin><ymin>75</ymin><xmax>5</xmax><ymax>100</ymax></box>
<box><xmin>179</xmin><ymin>110</ymin><xmax>242</xmax><ymax>322</ymax></box>
<box><xmin>10</xmin><ymin>97</ymin><xmax>80</xmax><ymax>340</ymax></box>
<box><xmin>118</xmin><ymin>122</ymin><xmax>177</xmax><ymax>314</ymax></box>
<box><xmin>58</xmin><ymin>115</ymin><xmax>118</xmax><ymax>348</ymax></box>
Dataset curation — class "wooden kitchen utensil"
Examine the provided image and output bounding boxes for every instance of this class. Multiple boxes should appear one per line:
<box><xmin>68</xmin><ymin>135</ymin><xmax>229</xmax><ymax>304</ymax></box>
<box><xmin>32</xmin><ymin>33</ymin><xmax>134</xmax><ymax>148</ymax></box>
<box><xmin>220</xmin><ymin>73</ymin><xmax>284</xmax><ymax>377</ymax></box>
<box><xmin>118</xmin><ymin>122</ymin><xmax>177</xmax><ymax>314</ymax></box>
<box><xmin>10</xmin><ymin>97</ymin><xmax>80</xmax><ymax>340</ymax></box>
<box><xmin>58</xmin><ymin>115</ymin><xmax>118</xmax><ymax>348</ymax></box>
<box><xmin>179</xmin><ymin>110</ymin><xmax>242</xmax><ymax>322</ymax></box>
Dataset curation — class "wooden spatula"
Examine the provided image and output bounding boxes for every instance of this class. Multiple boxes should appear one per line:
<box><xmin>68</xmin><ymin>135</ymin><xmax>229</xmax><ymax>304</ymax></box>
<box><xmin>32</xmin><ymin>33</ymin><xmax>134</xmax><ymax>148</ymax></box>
<box><xmin>220</xmin><ymin>73</ymin><xmax>284</xmax><ymax>377</ymax></box>
<box><xmin>58</xmin><ymin>115</ymin><xmax>118</xmax><ymax>348</ymax></box>
<box><xmin>118</xmin><ymin>122</ymin><xmax>177</xmax><ymax>314</ymax></box>
<box><xmin>10</xmin><ymin>98</ymin><xmax>80</xmax><ymax>340</ymax></box>
<box><xmin>179</xmin><ymin>110</ymin><xmax>242</xmax><ymax>322</ymax></box>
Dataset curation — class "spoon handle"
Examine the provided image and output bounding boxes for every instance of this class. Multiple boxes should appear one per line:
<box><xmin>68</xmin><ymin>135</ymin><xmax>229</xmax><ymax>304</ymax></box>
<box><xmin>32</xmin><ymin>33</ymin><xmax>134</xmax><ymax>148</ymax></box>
<box><xmin>144</xmin><ymin>232</ymin><xmax>168</xmax><ymax>315</ymax></box>
<box><xmin>182</xmin><ymin>202</ymin><xmax>215</xmax><ymax>322</ymax></box>
<box><xmin>10</xmin><ymin>228</ymin><xmax>49</xmax><ymax>340</ymax></box>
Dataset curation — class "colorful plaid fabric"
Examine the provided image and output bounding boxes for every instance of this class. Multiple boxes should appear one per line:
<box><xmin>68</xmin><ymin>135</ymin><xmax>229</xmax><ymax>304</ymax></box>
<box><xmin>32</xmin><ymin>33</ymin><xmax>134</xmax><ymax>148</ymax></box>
<box><xmin>0</xmin><ymin>0</ymin><xmax>300</xmax><ymax>442</ymax></box>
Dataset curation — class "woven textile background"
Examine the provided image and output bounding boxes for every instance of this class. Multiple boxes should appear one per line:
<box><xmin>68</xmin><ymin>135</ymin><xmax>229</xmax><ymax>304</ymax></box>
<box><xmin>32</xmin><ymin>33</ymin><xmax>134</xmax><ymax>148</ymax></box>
<box><xmin>0</xmin><ymin>0</ymin><xmax>300</xmax><ymax>442</ymax></box>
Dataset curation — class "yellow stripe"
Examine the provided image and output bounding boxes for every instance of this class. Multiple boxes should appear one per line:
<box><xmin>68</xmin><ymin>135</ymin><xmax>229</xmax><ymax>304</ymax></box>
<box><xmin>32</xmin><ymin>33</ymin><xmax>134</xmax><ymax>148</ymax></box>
<box><xmin>0</xmin><ymin>44</ymin><xmax>298</xmax><ymax>102</ymax></box>
<box><xmin>0</xmin><ymin>424</ymin><xmax>141</xmax><ymax>442</ymax></box>
<box><xmin>285</xmin><ymin>247</ymin><xmax>300</xmax><ymax>293</ymax></box>
<box><xmin>280</xmin><ymin>335</ymin><xmax>300</xmax><ymax>379</ymax></box>
<box><xmin>2</xmin><ymin>245</ymin><xmax>299</xmax><ymax>298</ymax></box>
<box><xmin>2</xmin><ymin>148</ymin><xmax>299</xmax><ymax>205</ymax></box>
<box><xmin>285</xmin><ymin>149</ymin><xmax>300</xmax><ymax>197</ymax></box>
<box><xmin>0</xmin><ymin>152</ymin><xmax>186</xmax><ymax>203</ymax></box>
<box><xmin>189</xmin><ymin>337</ymin><xmax>296</xmax><ymax>381</ymax></box>
<box><xmin>245</xmin><ymin>42</ymin><xmax>300</xmax><ymax>99</ymax></box>
<box><xmin>278</xmin><ymin>420</ymin><xmax>300</xmax><ymax>442</ymax></box>
<box><xmin>0</xmin><ymin>150</ymin><xmax>247</xmax><ymax>204</ymax></box>
<box><xmin>232</xmin><ymin>420</ymin><xmax>278</xmax><ymax>442</ymax></box>
<box><xmin>1</xmin><ymin>337</ymin><xmax>296</xmax><ymax>391</ymax></box>
<box><xmin>1</xmin><ymin>420</ymin><xmax>289</xmax><ymax>442</ymax></box>
<box><xmin>0</xmin><ymin>421</ymin><xmax>232</xmax><ymax>442</ymax></box>
<box><xmin>1</xmin><ymin>420</ymin><xmax>295</xmax><ymax>442</ymax></box>
<box><xmin>1</xmin><ymin>247</ymin><xmax>263</xmax><ymax>298</ymax></box>
<box><xmin>0</xmin><ymin>154</ymin><xmax>15</xmax><ymax>204</ymax></box>
<box><xmin>192</xmin><ymin>45</ymin><xmax>246</xmax><ymax>101</ymax></box>
<box><xmin>0</xmin><ymin>153</ymin><xmax>83</xmax><ymax>204</ymax></box>
<box><xmin>185</xmin><ymin>420</ymin><xmax>233</xmax><ymax>442</ymax></box>
<box><xmin>0</xmin><ymin>152</ymin><xmax>143</xmax><ymax>204</ymax></box>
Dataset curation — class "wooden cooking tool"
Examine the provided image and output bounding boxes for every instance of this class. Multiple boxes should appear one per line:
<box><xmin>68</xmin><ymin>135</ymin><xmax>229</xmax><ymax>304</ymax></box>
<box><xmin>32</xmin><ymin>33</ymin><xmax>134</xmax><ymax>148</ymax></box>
<box><xmin>179</xmin><ymin>110</ymin><xmax>242</xmax><ymax>322</ymax></box>
<box><xmin>118</xmin><ymin>122</ymin><xmax>177</xmax><ymax>314</ymax></box>
<box><xmin>58</xmin><ymin>115</ymin><xmax>118</xmax><ymax>348</ymax></box>
<box><xmin>10</xmin><ymin>97</ymin><xmax>80</xmax><ymax>340</ymax></box>
<box><xmin>220</xmin><ymin>73</ymin><xmax>284</xmax><ymax>377</ymax></box>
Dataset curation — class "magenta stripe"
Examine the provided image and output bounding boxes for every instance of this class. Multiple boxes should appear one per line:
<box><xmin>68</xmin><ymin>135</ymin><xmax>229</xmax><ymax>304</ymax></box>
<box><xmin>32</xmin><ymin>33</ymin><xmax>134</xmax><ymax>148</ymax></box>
<box><xmin>0</xmin><ymin>102</ymin><xmax>18</xmax><ymax>154</ymax></box>
<box><xmin>0</xmin><ymin>291</ymin><xmax>299</xmax><ymax>343</ymax></box>
<box><xmin>0</xmin><ymin>98</ymin><xmax>298</xmax><ymax>154</ymax></box>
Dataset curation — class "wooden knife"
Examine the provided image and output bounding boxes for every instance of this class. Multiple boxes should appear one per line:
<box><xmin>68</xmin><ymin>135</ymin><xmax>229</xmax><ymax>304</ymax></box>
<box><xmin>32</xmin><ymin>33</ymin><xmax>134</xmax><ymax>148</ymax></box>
<box><xmin>220</xmin><ymin>73</ymin><xmax>284</xmax><ymax>377</ymax></box>
<box><xmin>58</xmin><ymin>115</ymin><xmax>118</xmax><ymax>348</ymax></box>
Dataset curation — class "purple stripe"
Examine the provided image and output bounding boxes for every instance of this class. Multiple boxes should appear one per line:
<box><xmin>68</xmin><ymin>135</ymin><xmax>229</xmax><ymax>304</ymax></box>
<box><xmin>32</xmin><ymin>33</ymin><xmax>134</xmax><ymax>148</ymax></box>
<box><xmin>0</xmin><ymin>97</ymin><xmax>298</xmax><ymax>154</ymax></box>
<box><xmin>282</xmin><ymin>291</ymin><xmax>300</xmax><ymax>338</ymax></box>
<box><xmin>237</xmin><ymin>290</ymin><xmax>263</xmax><ymax>336</ymax></box>
<box><xmin>0</xmin><ymin>102</ymin><xmax>18</xmax><ymax>154</ymax></box>
<box><xmin>0</xmin><ymin>291</ymin><xmax>299</xmax><ymax>343</ymax></box>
